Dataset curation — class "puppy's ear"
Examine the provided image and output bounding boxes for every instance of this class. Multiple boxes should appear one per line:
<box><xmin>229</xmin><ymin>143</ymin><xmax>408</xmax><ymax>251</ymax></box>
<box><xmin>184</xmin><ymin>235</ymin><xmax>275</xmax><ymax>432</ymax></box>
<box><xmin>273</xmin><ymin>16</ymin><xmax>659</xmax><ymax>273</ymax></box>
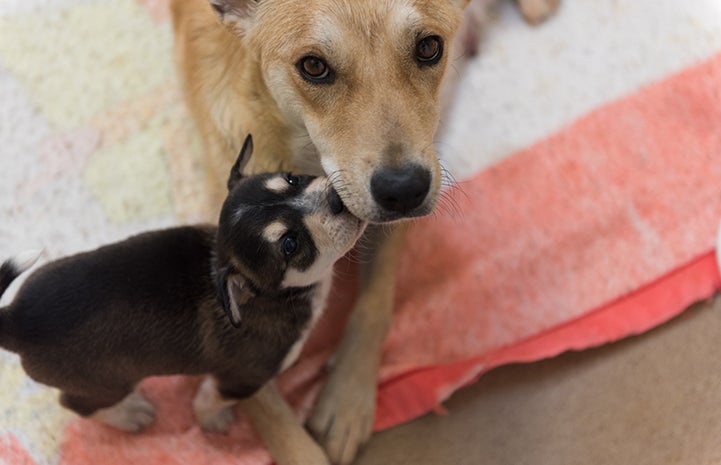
<box><xmin>208</xmin><ymin>0</ymin><xmax>258</xmax><ymax>33</ymax></box>
<box><xmin>227</xmin><ymin>134</ymin><xmax>254</xmax><ymax>191</ymax></box>
<box><xmin>217</xmin><ymin>268</ymin><xmax>255</xmax><ymax>327</ymax></box>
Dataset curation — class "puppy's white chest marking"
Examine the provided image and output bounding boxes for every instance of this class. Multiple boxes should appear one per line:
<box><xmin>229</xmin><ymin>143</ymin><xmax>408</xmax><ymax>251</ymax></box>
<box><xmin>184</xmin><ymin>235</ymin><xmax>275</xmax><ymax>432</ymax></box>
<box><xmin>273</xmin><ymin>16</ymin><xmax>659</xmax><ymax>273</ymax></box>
<box><xmin>280</xmin><ymin>274</ymin><xmax>332</xmax><ymax>371</ymax></box>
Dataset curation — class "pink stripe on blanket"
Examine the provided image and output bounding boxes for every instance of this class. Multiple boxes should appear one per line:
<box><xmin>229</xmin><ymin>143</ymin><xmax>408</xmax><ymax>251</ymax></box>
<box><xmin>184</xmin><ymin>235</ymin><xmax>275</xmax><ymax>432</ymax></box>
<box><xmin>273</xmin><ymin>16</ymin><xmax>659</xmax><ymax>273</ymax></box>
<box><xmin>57</xmin><ymin>52</ymin><xmax>721</xmax><ymax>464</ymax></box>
<box><xmin>376</xmin><ymin>252</ymin><xmax>721</xmax><ymax>429</ymax></box>
<box><xmin>0</xmin><ymin>435</ymin><xmax>37</xmax><ymax>465</ymax></box>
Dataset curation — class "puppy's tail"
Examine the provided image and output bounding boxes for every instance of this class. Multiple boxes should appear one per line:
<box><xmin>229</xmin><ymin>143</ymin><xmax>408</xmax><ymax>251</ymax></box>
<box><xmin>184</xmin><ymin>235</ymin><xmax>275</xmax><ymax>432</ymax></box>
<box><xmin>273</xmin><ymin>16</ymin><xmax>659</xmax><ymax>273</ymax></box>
<box><xmin>0</xmin><ymin>250</ymin><xmax>41</xmax><ymax>351</ymax></box>
<box><xmin>0</xmin><ymin>250</ymin><xmax>41</xmax><ymax>300</ymax></box>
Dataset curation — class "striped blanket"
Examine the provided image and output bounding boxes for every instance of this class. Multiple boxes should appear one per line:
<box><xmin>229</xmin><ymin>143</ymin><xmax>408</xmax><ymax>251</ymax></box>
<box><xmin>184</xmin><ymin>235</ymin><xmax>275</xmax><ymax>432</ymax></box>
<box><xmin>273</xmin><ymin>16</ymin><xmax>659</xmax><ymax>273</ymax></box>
<box><xmin>1</xmin><ymin>1</ymin><xmax>720</xmax><ymax>463</ymax></box>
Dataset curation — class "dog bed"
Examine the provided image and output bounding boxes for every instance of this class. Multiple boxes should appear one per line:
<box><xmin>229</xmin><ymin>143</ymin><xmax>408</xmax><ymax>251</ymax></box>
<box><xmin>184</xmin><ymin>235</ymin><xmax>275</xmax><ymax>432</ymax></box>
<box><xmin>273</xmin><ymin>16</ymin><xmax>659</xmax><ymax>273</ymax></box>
<box><xmin>0</xmin><ymin>1</ymin><xmax>720</xmax><ymax>464</ymax></box>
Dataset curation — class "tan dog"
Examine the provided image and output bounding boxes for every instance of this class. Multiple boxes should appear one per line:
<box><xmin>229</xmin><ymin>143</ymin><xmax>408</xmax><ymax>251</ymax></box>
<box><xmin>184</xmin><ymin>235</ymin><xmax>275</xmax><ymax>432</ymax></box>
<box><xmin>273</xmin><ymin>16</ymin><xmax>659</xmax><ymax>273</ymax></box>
<box><xmin>171</xmin><ymin>1</ymin><xmax>559</xmax><ymax>464</ymax></box>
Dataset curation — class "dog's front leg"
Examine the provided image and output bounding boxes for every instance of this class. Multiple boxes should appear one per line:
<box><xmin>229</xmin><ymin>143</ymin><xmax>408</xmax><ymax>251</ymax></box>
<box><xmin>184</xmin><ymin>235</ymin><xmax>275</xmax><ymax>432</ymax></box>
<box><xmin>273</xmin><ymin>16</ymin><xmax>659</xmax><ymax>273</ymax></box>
<box><xmin>239</xmin><ymin>382</ymin><xmax>330</xmax><ymax>465</ymax></box>
<box><xmin>308</xmin><ymin>223</ymin><xmax>408</xmax><ymax>465</ymax></box>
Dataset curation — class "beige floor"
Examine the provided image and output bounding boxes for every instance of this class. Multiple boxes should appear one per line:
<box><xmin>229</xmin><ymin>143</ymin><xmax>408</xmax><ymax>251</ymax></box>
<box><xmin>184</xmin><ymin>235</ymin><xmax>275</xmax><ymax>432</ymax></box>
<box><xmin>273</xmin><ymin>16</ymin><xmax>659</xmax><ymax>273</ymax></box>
<box><xmin>357</xmin><ymin>294</ymin><xmax>721</xmax><ymax>465</ymax></box>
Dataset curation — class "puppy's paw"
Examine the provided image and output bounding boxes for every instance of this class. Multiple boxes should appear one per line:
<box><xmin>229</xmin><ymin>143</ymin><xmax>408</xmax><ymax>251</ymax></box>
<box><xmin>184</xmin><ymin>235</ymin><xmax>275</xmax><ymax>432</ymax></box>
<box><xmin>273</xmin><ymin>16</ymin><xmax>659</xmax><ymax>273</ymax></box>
<box><xmin>308</xmin><ymin>371</ymin><xmax>376</xmax><ymax>465</ymax></box>
<box><xmin>516</xmin><ymin>0</ymin><xmax>560</xmax><ymax>25</ymax></box>
<box><xmin>197</xmin><ymin>405</ymin><xmax>235</xmax><ymax>433</ymax></box>
<box><xmin>93</xmin><ymin>392</ymin><xmax>156</xmax><ymax>433</ymax></box>
<box><xmin>193</xmin><ymin>377</ymin><xmax>236</xmax><ymax>433</ymax></box>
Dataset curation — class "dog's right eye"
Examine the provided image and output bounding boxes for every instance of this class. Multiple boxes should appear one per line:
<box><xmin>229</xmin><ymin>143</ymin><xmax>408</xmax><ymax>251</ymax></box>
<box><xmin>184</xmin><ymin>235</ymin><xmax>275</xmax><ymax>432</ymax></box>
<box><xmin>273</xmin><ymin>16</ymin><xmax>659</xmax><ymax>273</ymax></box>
<box><xmin>297</xmin><ymin>56</ymin><xmax>335</xmax><ymax>84</ymax></box>
<box><xmin>282</xmin><ymin>234</ymin><xmax>299</xmax><ymax>256</ymax></box>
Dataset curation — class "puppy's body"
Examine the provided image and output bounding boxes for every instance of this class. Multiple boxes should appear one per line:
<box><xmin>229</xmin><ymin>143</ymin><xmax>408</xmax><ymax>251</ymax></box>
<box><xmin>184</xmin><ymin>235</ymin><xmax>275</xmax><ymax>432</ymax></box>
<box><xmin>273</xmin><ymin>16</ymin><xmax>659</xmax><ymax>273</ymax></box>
<box><xmin>3</xmin><ymin>227</ymin><xmax>312</xmax><ymax>410</ymax></box>
<box><xmin>0</xmin><ymin>138</ymin><xmax>364</xmax><ymax>433</ymax></box>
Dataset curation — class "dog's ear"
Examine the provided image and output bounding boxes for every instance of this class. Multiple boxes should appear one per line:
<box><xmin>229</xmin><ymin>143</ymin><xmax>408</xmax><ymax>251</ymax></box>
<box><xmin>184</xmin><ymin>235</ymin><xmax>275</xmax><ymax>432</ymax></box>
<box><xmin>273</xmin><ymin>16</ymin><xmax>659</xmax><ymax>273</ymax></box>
<box><xmin>217</xmin><ymin>268</ymin><xmax>255</xmax><ymax>327</ymax></box>
<box><xmin>208</xmin><ymin>0</ymin><xmax>258</xmax><ymax>32</ymax></box>
<box><xmin>227</xmin><ymin>134</ymin><xmax>254</xmax><ymax>191</ymax></box>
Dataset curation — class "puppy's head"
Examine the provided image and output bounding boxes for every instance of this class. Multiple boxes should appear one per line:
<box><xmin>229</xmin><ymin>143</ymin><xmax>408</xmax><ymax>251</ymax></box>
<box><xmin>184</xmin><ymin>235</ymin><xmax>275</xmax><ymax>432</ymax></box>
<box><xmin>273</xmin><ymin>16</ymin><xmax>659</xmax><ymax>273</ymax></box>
<box><xmin>210</xmin><ymin>0</ymin><xmax>468</xmax><ymax>223</ymax></box>
<box><xmin>215</xmin><ymin>135</ymin><xmax>366</xmax><ymax>326</ymax></box>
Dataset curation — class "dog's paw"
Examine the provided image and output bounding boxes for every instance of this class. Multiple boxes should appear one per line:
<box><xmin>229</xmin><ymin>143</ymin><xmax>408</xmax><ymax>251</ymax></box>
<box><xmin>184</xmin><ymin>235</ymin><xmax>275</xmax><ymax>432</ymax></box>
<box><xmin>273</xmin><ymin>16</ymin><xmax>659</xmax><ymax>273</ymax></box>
<box><xmin>93</xmin><ymin>392</ymin><xmax>156</xmax><ymax>433</ymax></box>
<box><xmin>308</xmin><ymin>370</ymin><xmax>376</xmax><ymax>465</ymax></box>
<box><xmin>516</xmin><ymin>0</ymin><xmax>560</xmax><ymax>25</ymax></box>
<box><xmin>193</xmin><ymin>377</ymin><xmax>236</xmax><ymax>433</ymax></box>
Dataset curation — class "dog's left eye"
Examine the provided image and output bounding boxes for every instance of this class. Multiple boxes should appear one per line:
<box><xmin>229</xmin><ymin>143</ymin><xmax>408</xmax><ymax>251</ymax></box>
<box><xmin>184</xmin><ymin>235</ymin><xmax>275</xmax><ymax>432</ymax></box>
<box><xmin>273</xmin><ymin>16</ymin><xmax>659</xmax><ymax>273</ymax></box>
<box><xmin>415</xmin><ymin>35</ymin><xmax>443</xmax><ymax>66</ymax></box>
<box><xmin>282</xmin><ymin>234</ymin><xmax>299</xmax><ymax>256</ymax></box>
<box><xmin>285</xmin><ymin>173</ymin><xmax>300</xmax><ymax>185</ymax></box>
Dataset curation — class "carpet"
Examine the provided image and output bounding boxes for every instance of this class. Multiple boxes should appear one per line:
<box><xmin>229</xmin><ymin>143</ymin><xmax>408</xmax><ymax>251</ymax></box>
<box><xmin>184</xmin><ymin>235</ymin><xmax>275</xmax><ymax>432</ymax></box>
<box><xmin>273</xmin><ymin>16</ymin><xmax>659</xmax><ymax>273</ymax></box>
<box><xmin>1</xmin><ymin>1</ymin><xmax>720</xmax><ymax>464</ymax></box>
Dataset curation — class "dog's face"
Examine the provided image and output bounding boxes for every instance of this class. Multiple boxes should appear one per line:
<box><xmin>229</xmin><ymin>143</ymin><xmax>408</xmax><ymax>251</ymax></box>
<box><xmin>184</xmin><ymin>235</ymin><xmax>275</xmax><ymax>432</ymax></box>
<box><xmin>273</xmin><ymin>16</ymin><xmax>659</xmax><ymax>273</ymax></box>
<box><xmin>215</xmin><ymin>136</ymin><xmax>366</xmax><ymax>325</ymax></box>
<box><xmin>211</xmin><ymin>0</ymin><xmax>466</xmax><ymax>223</ymax></box>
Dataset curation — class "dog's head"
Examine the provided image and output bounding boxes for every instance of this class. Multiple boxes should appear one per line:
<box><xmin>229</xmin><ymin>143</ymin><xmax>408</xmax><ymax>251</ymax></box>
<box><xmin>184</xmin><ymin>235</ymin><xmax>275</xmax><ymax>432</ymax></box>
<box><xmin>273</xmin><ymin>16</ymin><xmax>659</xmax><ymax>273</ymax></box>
<box><xmin>214</xmin><ymin>135</ymin><xmax>366</xmax><ymax>326</ymax></box>
<box><xmin>210</xmin><ymin>0</ymin><xmax>467</xmax><ymax>223</ymax></box>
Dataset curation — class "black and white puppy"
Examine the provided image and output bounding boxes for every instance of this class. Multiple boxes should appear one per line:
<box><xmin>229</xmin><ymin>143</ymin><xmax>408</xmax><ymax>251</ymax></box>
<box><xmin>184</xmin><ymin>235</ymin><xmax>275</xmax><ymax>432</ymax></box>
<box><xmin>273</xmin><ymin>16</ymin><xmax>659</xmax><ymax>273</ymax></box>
<box><xmin>0</xmin><ymin>135</ymin><xmax>365</xmax><ymax>432</ymax></box>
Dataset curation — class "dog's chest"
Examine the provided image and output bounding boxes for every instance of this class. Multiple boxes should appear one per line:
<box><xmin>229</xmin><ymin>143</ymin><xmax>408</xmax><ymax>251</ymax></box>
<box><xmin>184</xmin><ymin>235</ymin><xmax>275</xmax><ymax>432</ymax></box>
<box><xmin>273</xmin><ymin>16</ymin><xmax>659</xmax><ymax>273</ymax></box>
<box><xmin>279</xmin><ymin>274</ymin><xmax>332</xmax><ymax>371</ymax></box>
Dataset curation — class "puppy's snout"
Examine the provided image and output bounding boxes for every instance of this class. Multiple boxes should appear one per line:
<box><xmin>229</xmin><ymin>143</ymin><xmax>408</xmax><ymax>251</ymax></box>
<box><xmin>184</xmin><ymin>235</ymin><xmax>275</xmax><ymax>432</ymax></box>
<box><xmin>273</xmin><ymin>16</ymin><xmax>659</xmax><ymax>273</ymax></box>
<box><xmin>327</xmin><ymin>187</ymin><xmax>345</xmax><ymax>215</ymax></box>
<box><xmin>370</xmin><ymin>164</ymin><xmax>431</xmax><ymax>214</ymax></box>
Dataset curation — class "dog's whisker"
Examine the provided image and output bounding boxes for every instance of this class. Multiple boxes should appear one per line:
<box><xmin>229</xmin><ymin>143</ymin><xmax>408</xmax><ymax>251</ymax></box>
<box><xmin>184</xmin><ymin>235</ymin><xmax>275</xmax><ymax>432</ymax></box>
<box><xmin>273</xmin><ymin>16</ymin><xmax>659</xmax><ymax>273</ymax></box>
<box><xmin>437</xmin><ymin>192</ymin><xmax>465</xmax><ymax>220</ymax></box>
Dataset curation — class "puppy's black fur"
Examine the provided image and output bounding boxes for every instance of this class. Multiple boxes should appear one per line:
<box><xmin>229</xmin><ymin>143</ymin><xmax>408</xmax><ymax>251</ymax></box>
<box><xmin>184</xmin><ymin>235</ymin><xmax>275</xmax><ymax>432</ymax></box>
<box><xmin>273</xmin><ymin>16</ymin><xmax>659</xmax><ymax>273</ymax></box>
<box><xmin>0</xmin><ymin>135</ymin><xmax>362</xmax><ymax>426</ymax></box>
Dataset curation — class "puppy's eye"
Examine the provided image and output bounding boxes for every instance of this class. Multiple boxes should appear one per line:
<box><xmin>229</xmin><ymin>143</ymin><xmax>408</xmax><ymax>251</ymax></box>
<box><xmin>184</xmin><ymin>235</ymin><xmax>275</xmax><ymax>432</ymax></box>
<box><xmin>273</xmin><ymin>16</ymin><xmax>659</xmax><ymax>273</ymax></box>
<box><xmin>285</xmin><ymin>173</ymin><xmax>300</xmax><ymax>185</ymax></box>
<box><xmin>415</xmin><ymin>35</ymin><xmax>443</xmax><ymax>66</ymax></box>
<box><xmin>282</xmin><ymin>234</ymin><xmax>299</xmax><ymax>256</ymax></box>
<box><xmin>297</xmin><ymin>56</ymin><xmax>335</xmax><ymax>84</ymax></box>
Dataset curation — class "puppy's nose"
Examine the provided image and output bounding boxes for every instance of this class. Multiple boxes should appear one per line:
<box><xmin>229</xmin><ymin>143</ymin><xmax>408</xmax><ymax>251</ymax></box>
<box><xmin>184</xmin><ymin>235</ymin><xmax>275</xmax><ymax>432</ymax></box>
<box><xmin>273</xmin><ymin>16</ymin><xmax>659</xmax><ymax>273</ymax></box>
<box><xmin>370</xmin><ymin>164</ymin><xmax>431</xmax><ymax>214</ymax></box>
<box><xmin>327</xmin><ymin>187</ymin><xmax>345</xmax><ymax>215</ymax></box>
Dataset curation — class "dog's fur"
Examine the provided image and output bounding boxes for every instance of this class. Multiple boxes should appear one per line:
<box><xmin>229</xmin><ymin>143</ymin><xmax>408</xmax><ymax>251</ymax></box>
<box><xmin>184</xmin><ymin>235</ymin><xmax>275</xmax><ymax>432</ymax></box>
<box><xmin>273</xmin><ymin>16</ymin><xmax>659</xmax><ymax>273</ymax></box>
<box><xmin>171</xmin><ymin>1</ymin><xmax>559</xmax><ymax>463</ymax></box>
<box><xmin>0</xmin><ymin>136</ymin><xmax>364</xmax><ymax>435</ymax></box>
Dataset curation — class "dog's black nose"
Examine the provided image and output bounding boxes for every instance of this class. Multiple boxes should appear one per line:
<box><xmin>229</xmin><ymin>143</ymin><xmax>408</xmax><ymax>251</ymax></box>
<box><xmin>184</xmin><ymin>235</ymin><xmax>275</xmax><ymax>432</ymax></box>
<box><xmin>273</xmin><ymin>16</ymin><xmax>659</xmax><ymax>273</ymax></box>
<box><xmin>327</xmin><ymin>187</ymin><xmax>345</xmax><ymax>215</ymax></box>
<box><xmin>370</xmin><ymin>164</ymin><xmax>431</xmax><ymax>214</ymax></box>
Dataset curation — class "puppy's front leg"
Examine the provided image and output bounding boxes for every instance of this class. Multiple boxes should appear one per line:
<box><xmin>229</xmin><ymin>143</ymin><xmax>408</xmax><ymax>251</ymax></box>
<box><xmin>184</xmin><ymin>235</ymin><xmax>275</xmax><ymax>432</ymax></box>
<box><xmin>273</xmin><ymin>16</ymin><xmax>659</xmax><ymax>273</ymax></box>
<box><xmin>193</xmin><ymin>377</ymin><xmax>237</xmax><ymax>432</ymax></box>
<box><xmin>308</xmin><ymin>223</ymin><xmax>408</xmax><ymax>465</ymax></box>
<box><xmin>240</xmin><ymin>382</ymin><xmax>330</xmax><ymax>465</ymax></box>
